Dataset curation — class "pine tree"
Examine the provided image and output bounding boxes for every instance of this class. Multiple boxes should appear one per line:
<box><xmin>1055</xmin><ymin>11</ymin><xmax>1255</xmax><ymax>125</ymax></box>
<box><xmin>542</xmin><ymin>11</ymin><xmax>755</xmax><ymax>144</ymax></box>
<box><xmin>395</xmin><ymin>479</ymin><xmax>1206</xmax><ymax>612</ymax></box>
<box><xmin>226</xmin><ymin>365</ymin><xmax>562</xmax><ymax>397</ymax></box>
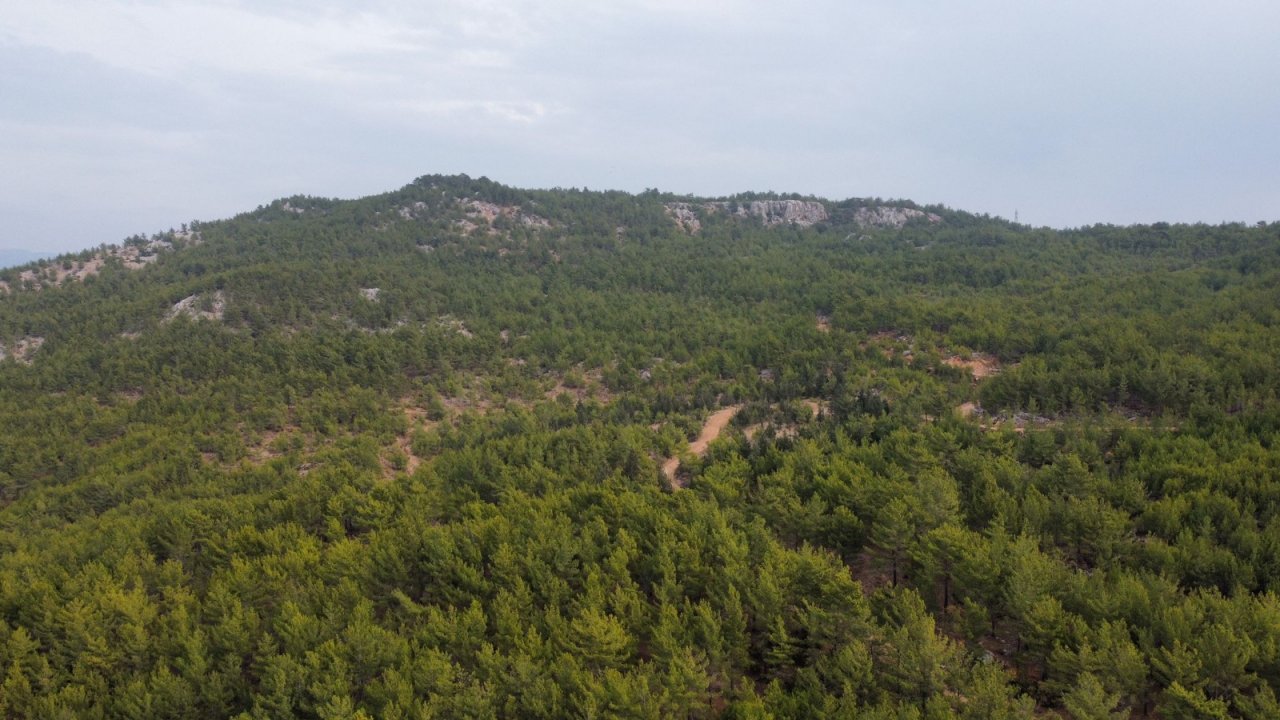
<box><xmin>1061</xmin><ymin>673</ymin><xmax>1126</xmax><ymax>720</ymax></box>
<box><xmin>871</xmin><ymin>497</ymin><xmax>915</xmax><ymax>587</ymax></box>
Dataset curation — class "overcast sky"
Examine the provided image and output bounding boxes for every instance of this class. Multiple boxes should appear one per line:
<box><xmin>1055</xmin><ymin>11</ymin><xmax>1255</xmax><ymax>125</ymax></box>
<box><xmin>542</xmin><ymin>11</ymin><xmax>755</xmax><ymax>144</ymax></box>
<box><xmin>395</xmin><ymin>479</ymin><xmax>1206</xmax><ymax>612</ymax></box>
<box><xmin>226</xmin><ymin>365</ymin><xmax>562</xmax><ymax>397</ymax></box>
<box><xmin>2</xmin><ymin>1</ymin><xmax>1278</xmax><ymax>254</ymax></box>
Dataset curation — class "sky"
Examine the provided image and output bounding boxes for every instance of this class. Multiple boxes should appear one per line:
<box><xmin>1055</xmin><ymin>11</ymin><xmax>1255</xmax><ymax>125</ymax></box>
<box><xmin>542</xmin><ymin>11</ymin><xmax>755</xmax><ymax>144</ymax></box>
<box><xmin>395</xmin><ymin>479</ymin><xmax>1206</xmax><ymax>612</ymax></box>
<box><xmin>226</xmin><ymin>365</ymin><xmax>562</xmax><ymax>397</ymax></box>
<box><xmin>2</xmin><ymin>0</ymin><xmax>1278</xmax><ymax>254</ymax></box>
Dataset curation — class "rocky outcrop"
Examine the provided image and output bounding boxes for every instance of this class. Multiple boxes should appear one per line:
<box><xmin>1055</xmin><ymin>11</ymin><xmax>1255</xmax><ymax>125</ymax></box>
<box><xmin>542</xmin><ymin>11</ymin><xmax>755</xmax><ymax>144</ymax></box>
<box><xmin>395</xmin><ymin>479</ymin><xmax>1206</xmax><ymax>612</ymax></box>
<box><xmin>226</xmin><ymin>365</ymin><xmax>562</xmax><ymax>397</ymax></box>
<box><xmin>398</xmin><ymin>202</ymin><xmax>427</xmax><ymax>220</ymax></box>
<box><xmin>721</xmin><ymin>200</ymin><xmax>828</xmax><ymax>227</ymax></box>
<box><xmin>165</xmin><ymin>291</ymin><xmax>226</xmax><ymax>322</ymax></box>
<box><xmin>664</xmin><ymin>203</ymin><xmax>703</xmax><ymax>233</ymax></box>
<box><xmin>1</xmin><ymin>232</ymin><xmax>195</xmax><ymax>293</ymax></box>
<box><xmin>852</xmin><ymin>206</ymin><xmax>942</xmax><ymax>229</ymax></box>
<box><xmin>665</xmin><ymin>199</ymin><xmax>828</xmax><ymax>233</ymax></box>
<box><xmin>456</xmin><ymin>200</ymin><xmax>552</xmax><ymax>235</ymax></box>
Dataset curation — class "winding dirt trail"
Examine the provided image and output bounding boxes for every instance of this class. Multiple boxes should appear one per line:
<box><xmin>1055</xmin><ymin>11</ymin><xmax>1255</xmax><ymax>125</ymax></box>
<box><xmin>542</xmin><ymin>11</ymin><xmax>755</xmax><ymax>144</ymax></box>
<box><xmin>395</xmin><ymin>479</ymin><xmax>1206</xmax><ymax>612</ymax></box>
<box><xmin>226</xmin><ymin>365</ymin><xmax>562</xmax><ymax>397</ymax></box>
<box><xmin>663</xmin><ymin>405</ymin><xmax>743</xmax><ymax>489</ymax></box>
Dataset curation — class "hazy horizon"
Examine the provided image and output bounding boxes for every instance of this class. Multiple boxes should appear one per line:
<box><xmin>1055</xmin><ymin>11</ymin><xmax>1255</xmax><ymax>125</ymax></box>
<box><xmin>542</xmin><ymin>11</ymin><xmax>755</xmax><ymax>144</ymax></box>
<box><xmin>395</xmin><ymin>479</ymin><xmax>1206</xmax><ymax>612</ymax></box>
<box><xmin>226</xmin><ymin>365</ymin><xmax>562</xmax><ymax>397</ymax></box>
<box><xmin>3</xmin><ymin>1</ymin><xmax>1278</xmax><ymax>254</ymax></box>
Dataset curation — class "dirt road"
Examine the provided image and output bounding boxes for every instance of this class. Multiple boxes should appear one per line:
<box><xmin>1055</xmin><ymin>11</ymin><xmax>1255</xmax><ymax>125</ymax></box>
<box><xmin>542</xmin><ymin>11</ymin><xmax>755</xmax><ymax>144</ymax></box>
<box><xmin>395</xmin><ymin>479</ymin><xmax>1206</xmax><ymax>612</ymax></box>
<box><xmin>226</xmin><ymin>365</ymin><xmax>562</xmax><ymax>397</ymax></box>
<box><xmin>663</xmin><ymin>405</ymin><xmax>743</xmax><ymax>489</ymax></box>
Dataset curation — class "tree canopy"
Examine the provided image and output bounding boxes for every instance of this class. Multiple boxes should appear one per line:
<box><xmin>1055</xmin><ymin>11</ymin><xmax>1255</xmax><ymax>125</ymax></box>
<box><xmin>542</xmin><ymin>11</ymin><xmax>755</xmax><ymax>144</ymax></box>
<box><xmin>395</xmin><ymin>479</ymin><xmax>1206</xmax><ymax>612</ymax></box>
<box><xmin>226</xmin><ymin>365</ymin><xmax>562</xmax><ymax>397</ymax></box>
<box><xmin>1</xmin><ymin>175</ymin><xmax>1278</xmax><ymax>717</ymax></box>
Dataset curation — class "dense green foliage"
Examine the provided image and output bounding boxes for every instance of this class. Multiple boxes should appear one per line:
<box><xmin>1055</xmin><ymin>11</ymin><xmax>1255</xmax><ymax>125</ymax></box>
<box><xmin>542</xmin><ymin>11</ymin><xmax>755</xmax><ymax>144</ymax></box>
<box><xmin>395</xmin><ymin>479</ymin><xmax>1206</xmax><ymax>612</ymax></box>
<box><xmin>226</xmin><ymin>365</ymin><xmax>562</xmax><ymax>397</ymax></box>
<box><xmin>1</xmin><ymin>175</ymin><xmax>1279</xmax><ymax>717</ymax></box>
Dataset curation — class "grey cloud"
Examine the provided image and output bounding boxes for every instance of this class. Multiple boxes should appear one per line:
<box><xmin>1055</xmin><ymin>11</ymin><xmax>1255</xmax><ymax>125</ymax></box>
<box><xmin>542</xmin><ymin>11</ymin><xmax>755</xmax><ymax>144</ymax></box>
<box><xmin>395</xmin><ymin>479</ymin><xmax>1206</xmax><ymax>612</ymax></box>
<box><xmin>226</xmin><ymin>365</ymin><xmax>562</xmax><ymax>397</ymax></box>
<box><xmin>1</xmin><ymin>0</ymin><xmax>1278</xmax><ymax>253</ymax></box>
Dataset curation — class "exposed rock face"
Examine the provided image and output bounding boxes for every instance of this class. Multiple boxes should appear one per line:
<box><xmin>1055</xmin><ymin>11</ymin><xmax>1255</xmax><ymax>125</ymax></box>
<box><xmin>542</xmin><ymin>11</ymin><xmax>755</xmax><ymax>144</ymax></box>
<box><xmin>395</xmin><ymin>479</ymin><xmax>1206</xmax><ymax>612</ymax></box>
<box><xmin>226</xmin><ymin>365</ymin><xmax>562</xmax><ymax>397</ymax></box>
<box><xmin>853</xmin><ymin>206</ymin><xmax>942</xmax><ymax>229</ymax></box>
<box><xmin>665</xmin><ymin>199</ymin><xmax>827</xmax><ymax>233</ymax></box>
<box><xmin>722</xmin><ymin>200</ymin><xmax>828</xmax><ymax>226</ymax></box>
<box><xmin>664</xmin><ymin>203</ymin><xmax>702</xmax><ymax>233</ymax></box>
<box><xmin>361</xmin><ymin>288</ymin><xmax>381</xmax><ymax>301</ymax></box>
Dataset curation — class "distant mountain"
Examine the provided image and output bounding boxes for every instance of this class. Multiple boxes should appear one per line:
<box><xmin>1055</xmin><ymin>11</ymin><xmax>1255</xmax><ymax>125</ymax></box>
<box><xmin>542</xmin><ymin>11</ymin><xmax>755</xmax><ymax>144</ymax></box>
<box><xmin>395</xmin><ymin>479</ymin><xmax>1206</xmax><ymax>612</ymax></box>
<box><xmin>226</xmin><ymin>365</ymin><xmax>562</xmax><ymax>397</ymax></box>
<box><xmin>0</xmin><ymin>248</ymin><xmax>50</xmax><ymax>269</ymax></box>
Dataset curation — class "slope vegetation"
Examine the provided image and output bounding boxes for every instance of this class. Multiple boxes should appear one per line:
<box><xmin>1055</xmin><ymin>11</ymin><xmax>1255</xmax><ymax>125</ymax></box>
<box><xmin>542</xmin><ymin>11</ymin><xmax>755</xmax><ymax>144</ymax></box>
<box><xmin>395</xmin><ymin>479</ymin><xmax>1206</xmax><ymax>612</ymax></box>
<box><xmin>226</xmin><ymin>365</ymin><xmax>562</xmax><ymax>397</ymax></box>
<box><xmin>1</xmin><ymin>175</ymin><xmax>1279</xmax><ymax>717</ymax></box>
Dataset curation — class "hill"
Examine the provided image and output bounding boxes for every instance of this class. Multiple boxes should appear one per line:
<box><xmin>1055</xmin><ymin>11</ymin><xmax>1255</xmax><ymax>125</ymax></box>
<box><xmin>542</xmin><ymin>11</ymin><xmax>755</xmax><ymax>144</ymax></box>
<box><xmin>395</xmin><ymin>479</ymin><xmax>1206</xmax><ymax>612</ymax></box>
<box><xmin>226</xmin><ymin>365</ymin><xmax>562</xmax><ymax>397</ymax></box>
<box><xmin>1</xmin><ymin>174</ymin><xmax>1279</xmax><ymax>717</ymax></box>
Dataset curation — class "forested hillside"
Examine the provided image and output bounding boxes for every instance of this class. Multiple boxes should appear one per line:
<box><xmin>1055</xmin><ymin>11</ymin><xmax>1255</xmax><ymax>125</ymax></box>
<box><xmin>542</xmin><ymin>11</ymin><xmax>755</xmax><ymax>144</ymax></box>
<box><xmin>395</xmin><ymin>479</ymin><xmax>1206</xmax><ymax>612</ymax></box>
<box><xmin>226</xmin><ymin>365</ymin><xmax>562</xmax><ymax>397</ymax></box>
<box><xmin>1</xmin><ymin>174</ymin><xmax>1279</xmax><ymax>718</ymax></box>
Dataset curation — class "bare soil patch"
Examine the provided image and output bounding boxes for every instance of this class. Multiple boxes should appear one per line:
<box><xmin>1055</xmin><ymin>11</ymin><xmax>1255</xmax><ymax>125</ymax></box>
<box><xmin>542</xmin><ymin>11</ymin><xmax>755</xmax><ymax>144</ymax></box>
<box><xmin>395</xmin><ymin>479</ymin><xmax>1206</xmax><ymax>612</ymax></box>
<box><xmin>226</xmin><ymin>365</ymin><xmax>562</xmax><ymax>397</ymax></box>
<box><xmin>661</xmin><ymin>456</ymin><xmax>681</xmax><ymax>483</ymax></box>
<box><xmin>863</xmin><ymin>331</ymin><xmax>916</xmax><ymax>362</ymax></box>
<box><xmin>4</xmin><ymin>234</ymin><xmax>190</xmax><ymax>293</ymax></box>
<box><xmin>543</xmin><ymin>368</ymin><xmax>611</xmax><ymax>405</ymax></box>
<box><xmin>436</xmin><ymin>315</ymin><xmax>474</xmax><ymax>338</ymax></box>
<box><xmin>384</xmin><ymin>436</ymin><xmax>420</xmax><ymax>479</ymax></box>
<box><xmin>0</xmin><ymin>336</ymin><xmax>44</xmax><ymax>364</ymax></box>
<box><xmin>742</xmin><ymin>398</ymin><xmax>826</xmax><ymax>444</ymax></box>
<box><xmin>744</xmin><ymin>423</ymin><xmax>800</xmax><ymax>442</ymax></box>
<box><xmin>690</xmin><ymin>405</ymin><xmax>742</xmax><ymax>455</ymax></box>
<box><xmin>377</xmin><ymin>400</ymin><xmax>447</xmax><ymax>480</ymax></box>
<box><xmin>663</xmin><ymin>405</ymin><xmax>744</xmax><ymax>489</ymax></box>
<box><xmin>943</xmin><ymin>353</ymin><xmax>1000</xmax><ymax>379</ymax></box>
